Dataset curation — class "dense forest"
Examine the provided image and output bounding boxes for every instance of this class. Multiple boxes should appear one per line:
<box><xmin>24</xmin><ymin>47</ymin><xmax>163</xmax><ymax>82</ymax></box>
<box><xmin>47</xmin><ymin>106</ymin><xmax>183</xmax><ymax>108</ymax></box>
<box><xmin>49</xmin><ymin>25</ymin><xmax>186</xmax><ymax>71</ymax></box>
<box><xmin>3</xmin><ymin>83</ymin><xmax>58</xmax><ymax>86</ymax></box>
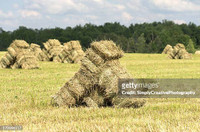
<box><xmin>0</xmin><ymin>20</ymin><xmax>200</xmax><ymax>53</ymax></box>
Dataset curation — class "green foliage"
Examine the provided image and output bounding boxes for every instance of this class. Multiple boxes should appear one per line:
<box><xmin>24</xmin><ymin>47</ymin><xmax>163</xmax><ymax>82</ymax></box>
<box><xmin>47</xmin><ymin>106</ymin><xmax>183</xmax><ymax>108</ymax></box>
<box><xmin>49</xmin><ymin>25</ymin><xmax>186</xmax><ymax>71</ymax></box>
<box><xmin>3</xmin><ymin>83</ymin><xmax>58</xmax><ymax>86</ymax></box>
<box><xmin>0</xmin><ymin>20</ymin><xmax>200</xmax><ymax>53</ymax></box>
<box><xmin>187</xmin><ymin>39</ymin><xmax>196</xmax><ymax>53</ymax></box>
<box><xmin>135</xmin><ymin>33</ymin><xmax>146</xmax><ymax>53</ymax></box>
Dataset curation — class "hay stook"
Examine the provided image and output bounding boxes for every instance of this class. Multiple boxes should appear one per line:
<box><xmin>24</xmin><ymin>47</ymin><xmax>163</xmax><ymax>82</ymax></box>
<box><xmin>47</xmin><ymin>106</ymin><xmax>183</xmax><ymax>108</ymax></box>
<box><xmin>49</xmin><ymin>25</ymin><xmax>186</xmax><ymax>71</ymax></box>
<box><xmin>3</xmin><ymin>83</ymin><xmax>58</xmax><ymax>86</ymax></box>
<box><xmin>162</xmin><ymin>43</ymin><xmax>192</xmax><ymax>59</ymax></box>
<box><xmin>42</xmin><ymin>39</ymin><xmax>64</xmax><ymax>62</ymax></box>
<box><xmin>0</xmin><ymin>40</ymin><xmax>39</xmax><ymax>69</ymax></box>
<box><xmin>30</xmin><ymin>43</ymin><xmax>48</xmax><ymax>61</ymax></box>
<box><xmin>54</xmin><ymin>40</ymin><xmax>85</xmax><ymax>63</ymax></box>
<box><xmin>52</xmin><ymin>40</ymin><xmax>145</xmax><ymax>108</ymax></box>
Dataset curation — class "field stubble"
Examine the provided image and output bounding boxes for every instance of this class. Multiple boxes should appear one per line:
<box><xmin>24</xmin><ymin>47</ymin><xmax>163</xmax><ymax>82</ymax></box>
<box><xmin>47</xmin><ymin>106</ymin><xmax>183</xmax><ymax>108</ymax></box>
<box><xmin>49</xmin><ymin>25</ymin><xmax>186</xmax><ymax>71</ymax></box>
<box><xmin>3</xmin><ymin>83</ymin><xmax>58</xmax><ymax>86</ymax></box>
<box><xmin>1</xmin><ymin>52</ymin><xmax>200</xmax><ymax>131</ymax></box>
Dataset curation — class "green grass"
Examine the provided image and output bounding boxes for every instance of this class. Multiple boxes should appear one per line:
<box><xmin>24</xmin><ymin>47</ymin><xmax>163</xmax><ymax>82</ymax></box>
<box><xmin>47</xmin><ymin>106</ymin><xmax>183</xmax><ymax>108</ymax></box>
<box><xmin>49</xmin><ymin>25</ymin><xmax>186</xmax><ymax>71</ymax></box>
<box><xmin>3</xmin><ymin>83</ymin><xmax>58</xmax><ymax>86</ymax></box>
<box><xmin>1</xmin><ymin>52</ymin><xmax>200</xmax><ymax>131</ymax></box>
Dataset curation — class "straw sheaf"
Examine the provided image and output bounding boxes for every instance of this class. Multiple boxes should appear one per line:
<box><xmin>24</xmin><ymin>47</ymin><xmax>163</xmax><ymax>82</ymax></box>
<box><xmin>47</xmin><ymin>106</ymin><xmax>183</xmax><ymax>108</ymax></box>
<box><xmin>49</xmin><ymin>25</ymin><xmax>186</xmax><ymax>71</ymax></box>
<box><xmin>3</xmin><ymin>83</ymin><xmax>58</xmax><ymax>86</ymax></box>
<box><xmin>52</xmin><ymin>40</ymin><xmax>145</xmax><ymax>108</ymax></box>
<box><xmin>42</xmin><ymin>39</ymin><xmax>64</xmax><ymax>61</ymax></box>
<box><xmin>52</xmin><ymin>87</ymin><xmax>76</xmax><ymax>107</ymax></box>
<box><xmin>82</xmin><ymin>97</ymin><xmax>99</xmax><ymax>108</ymax></box>
<box><xmin>85</xmin><ymin>48</ymin><xmax>104</xmax><ymax>66</ymax></box>
<box><xmin>15</xmin><ymin>50</ymin><xmax>39</xmax><ymax>69</ymax></box>
<box><xmin>30</xmin><ymin>43</ymin><xmax>48</xmax><ymax>61</ymax></box>
<box><xmin>64</xmin><ymin>40</ymin><xmax>82</xmax><ymax>50</ymax></box>
<box><xmin>91</xmin><ymin>40</ymin><xmax>123</xmax><ymax>60</ymax></box>
<box><xmin>30</xmin><ymin>43</ymin><xmax>40</xmax><ymax>49</ymax></box>
<box><xmin>55</xmin><ymin>40</ymin><xmax>85</xmax><ymax>63</ymax></box>
<box><xmin>167</xmin><ymin>43</ymin><xmax>192</xmax><ymax>59</ymax></box>
<box><xmin>162</xmin><ymin>44</ymin><xmax>173</xmax><ymax>54</ymax></box>
<box><xmin>0</xmin><ymin>40</ymin><xmax>40</xmax><ymax>69</ymax></box>
<box><xmin>10</xmin><ymin>40</ymin><xmax>29</xmax><ymax>49</ymax></box>
<box><xmin>65</xmin><ymin>77</ymin><xmax>85</xmax><ymax>101</ymax></box>
<box><xmin>98</xmin><ymin>60</ymin><xmax>131</xmax><ymax>99</ymax></box>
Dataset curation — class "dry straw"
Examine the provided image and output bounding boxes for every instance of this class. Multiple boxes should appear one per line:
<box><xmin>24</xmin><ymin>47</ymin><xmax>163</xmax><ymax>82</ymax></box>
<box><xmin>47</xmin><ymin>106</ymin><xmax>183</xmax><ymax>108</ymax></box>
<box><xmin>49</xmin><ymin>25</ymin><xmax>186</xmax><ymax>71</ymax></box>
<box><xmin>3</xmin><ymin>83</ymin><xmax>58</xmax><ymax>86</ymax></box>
<box><xmin>42</xmin><ymin>39</ymin><xmax>64</xmax><ymax>62</ymax></box>
<box><xmin>162</xmin><ymin>44</ymin><xmax>173</xmax><ymax>54</ymax></box>
<box><xmin>0</xmin><ymin>40</ymin><xmax>39</xmax><ymax>69</ymax></box>
<box><xmin>30</xmin><ymin>43</ymin><xmax>48</xmax><ymax>61</ymax></box>
<box><xmin>162</xmin><ymin>43</ymin><xmax>192</xmax><ymax>59</ymax></box>
<box><xmin>55</xmin><ymin>40</ymin><xmax>85</xmax><ymax>63</ymax></box>
<box><xmin>52</xmin><ymin>40</ymin><xmax>145</xmax><ymax>108</ymax></box>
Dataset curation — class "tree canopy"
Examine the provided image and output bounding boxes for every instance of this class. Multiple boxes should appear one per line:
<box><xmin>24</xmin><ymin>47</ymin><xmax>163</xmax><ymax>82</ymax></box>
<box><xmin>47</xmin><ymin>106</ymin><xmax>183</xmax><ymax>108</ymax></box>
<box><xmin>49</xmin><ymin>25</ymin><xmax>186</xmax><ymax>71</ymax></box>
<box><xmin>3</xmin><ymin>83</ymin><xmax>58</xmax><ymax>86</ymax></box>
<box><xmin>0</xmin><ymin>20</ymin><xmax>199</xmax><ymax>53</ymax></box>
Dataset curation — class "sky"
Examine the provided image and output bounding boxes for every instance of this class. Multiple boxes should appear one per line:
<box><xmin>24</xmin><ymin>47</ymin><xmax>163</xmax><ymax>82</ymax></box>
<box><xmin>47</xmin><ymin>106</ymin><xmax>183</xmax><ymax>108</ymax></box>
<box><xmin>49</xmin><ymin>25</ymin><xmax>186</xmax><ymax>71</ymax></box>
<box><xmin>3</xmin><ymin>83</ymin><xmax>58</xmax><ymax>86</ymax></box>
<box><xmin>0</xmin><ymin>0</ymin><xmax>200</xmax><ymax>31</ymax></box>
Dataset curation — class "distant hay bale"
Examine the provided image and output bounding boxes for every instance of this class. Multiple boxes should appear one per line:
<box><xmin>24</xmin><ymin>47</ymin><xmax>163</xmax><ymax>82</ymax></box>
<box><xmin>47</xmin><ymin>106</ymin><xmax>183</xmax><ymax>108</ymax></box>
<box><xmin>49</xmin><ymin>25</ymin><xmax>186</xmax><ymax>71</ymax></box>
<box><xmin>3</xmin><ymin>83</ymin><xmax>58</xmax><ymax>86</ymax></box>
<box><xmin>162</xmin><ymin>44</ymin><xmax>173</xmax><ymax>54</ymax></box>
<box><xmin>0</xmin><ymin>40</ymin><xmax>39</xmax><ymax>69</ymax></box>
<box><xmin>195</xmin><ymin>51</ymin><xmax>200</xmax><ymax>55</ymax></box>
<box><xmin>52</xmin><ymin>40</ymin><xmax>145</xmax><ymax>108</ymax></box>
<box><xmin>42</xmin><ymin>39</ymin><xmax>64</xmax><ymax>62</ymax></box>
<box><xmin>54</xmin><ymin>40</ymin><xmax>85</xmax><ymax>63</ymax></box>
<box><xmin>30</xmin><ymin>43</ymin><xmax>48</xmax><ymax>61</ymax></box>
<box><xmin>163</xmin><ymin>43</ymin><xmax>192</xmax><ymax>59</ymax></box>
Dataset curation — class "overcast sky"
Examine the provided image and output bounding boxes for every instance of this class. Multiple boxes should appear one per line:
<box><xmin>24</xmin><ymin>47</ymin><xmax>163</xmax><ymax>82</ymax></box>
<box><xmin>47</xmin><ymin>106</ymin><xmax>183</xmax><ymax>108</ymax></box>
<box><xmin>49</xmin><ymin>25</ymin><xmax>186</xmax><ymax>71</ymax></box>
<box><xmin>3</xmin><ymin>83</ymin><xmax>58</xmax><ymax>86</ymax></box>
<box><xmin>0</xmin><ymin>0</ymin><xmax>200</xmax><ymax>31</ymax></box>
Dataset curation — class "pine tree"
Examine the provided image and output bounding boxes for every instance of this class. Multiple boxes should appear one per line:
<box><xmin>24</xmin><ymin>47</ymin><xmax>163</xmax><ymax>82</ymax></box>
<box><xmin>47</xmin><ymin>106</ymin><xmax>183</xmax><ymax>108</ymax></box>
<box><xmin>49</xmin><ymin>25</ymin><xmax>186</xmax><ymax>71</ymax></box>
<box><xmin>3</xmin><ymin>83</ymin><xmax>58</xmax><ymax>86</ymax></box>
<box><xmin>186</xmin><ymin>39</ymin><xmax>195</xmax><ymax>53</ymax></box>
<box><xmin>136</xmin><ymin>33</ymin><xmax>146</xmax><ymax>53</ymax></box>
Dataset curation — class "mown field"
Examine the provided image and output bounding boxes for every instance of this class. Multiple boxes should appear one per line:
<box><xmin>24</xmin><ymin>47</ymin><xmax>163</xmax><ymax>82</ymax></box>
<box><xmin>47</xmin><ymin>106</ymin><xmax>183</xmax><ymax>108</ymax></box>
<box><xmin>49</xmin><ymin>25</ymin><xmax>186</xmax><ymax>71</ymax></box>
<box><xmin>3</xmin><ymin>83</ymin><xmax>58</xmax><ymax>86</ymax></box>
<box><xmin>1</xmin><ymin>52</ymin><xmax>200</xmax><ymax>131</ymax></box>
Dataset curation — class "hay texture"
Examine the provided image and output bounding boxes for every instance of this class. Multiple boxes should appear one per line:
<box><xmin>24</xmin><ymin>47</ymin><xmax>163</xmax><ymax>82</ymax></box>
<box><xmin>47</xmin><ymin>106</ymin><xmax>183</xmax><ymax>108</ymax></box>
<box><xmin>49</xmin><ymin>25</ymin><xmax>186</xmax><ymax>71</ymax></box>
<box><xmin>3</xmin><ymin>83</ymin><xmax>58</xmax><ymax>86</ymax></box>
<box><xmin>54</xmin><ymin>41</ymin><xmax>85</xmax><ymax>63</ymax></box>
<box><xmin>30</xmin><ymin>43</ymin><xmax>48</xmax><ymax>61</ymax></box>
<box><xmin>162</xmin><ymin>43</ymin><xmax>192</xmax><ymax>59</ymax></box>
<box><xmin>0</xmin><ymin>40</ymin><xmax>39</xmax><ymax>69</ymax></box>
<box><xmin>42</xmin><ymin>39</ymin><xmax>64</xmax><ymax>62</ymax></box>
<box><xmin>195</xmin><ymin>51</ymin><xmax>200</xmax><ymax>55</ymax></box>
<box><xmin>52</xmin><ymin>40</ymin><xmax>145</xmax><ymax>108</ymax></box>
<box><xmin>162</xmin><ymin>44</ymin><xmax>173</xmax><ymax>54</ymax></box>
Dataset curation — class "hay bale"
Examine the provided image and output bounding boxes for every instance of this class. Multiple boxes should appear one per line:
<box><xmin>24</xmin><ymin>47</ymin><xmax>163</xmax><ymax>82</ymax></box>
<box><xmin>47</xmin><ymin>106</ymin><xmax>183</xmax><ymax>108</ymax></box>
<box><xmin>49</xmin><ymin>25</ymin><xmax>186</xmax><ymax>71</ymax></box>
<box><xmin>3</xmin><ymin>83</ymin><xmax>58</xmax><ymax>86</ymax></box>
<box><xmin>52</xmin><ymin>40</ymin><xmax>145</xmax><ymax>108</ymax></box>
<box><xmin>7</xmin><ymin>47</ymin><xmax>17</xmax><ymax>58</ymax></box>
<box><xmin>42</xmin><ymin>39</ymin><xmax>63</xmax><ymax>62</ymax></box>
<box><xmin>195</xmin><ymin>51</ymin><xmax>200</xmax><ymax>55</ymax></box>
<box><xmin>30</xmin><ymin>43</ymin><xmax>48</xmax><ymax>61</ymax></box>
<box><xmin>10</xmin><ymin>40</ymin><xmax>29</xmax><ymax>49</ymax></box>
<box><xmin>55</xmin><ymin>40</ymin><xmax>85</xmax><ymax>63</ymax></box>
<box><xmin>167</xmin><ymin>43</ymin><xmax>192</xmax><ymax>59</ymax></box>
<box><xmin>82</xmin><ymin>97</ymin><xmax>98</xmax><ymax>108</ymax></box>
<box><xmin>162</xmin><ymin>44</ymin><xmax>173</xmax><ymax>54</ymax></box>
<box><xmin>91</xmin><ymin>40</ymin><xmax>123</xmax><ymax>60</ymax></box>
<box><xmin>0</xmin><ymin>40</ymin><xmax>39</xmax><ymax>69</ymax></box>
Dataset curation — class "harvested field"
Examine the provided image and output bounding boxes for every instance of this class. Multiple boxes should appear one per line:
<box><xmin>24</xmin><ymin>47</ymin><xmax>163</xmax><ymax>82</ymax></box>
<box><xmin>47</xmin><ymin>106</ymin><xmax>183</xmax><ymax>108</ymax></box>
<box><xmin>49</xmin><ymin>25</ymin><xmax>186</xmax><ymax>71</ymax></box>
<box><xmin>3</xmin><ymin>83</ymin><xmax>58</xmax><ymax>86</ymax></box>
<box><xmin>1</xmin><ymin>52</ymin><xmax>200</xmax><ymax>131</ymax></box>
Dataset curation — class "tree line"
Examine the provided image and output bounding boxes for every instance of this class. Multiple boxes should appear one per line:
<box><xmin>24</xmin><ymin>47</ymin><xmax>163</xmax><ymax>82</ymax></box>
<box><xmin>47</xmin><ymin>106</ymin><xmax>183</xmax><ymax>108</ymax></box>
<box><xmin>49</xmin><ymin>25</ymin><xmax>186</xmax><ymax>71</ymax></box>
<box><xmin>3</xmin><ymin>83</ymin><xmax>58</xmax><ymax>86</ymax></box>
<box><xmin>0</xmin><ymin>20</ymin><xmax>199</xmax><ymax>53</ymax></box>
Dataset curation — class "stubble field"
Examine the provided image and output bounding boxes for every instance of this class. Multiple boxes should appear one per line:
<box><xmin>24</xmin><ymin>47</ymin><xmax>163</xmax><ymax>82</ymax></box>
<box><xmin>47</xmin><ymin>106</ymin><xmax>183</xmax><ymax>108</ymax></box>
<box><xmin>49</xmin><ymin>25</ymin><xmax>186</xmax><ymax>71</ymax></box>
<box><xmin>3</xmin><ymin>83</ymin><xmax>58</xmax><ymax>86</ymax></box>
<box><xmin>1</xmin><ymin>52</ymin><xmax>200</xmax><ymax>131</ymax></box>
